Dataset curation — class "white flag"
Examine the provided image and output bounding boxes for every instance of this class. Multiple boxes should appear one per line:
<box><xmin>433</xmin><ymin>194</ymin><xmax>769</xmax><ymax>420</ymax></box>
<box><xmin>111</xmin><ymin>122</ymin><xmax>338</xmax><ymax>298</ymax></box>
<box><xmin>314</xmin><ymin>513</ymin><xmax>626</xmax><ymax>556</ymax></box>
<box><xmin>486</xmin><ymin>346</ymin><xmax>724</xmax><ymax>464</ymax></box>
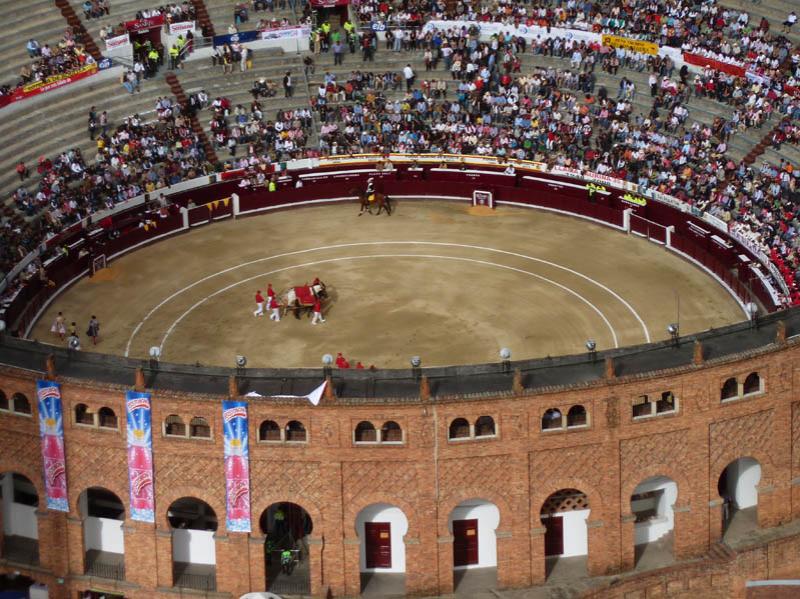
<box><xmin>271</xmin><ymin>380</ymin><xmax>327</xmax><ymax>406</ymax></box>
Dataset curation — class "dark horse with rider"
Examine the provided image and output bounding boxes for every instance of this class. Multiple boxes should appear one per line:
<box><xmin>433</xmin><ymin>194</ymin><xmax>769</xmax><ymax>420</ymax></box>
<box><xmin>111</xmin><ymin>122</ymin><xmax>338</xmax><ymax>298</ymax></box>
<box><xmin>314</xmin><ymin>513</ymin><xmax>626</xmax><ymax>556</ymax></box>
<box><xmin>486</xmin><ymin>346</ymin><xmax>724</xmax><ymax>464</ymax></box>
<box><xmin>351</xmin><ymin>177</ymin><xmax>392</xmax><ymax>216</ymax></box>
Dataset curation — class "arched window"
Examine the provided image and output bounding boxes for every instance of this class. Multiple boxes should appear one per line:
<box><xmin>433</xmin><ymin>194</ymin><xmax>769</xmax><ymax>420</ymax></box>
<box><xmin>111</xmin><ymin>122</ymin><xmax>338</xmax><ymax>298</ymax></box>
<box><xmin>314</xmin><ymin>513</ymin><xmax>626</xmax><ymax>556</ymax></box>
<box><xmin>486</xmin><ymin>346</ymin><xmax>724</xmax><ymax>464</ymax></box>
<box><xmin>259</xmin><ymin>420</ymin><xmax>281</xmax><ymax>442</ymax></box>
<box><xmin>541</xmin><ymin>408</ymin><xmax>562</xmax><ymax>430</ymax></box>
<box><xmin>354</xmin><ymin>421</ymin><xmax>377</xmax><ymax>443</ymax></box>
<box><xmin>190</xmin><ymin>417</ymin><xmax>211</xmax><ymax>438</ymax></box>
<box><xmin>165</xmin><ymin>415</ymin><xmax>186</xmax><ymax>437</ymax></box>
<box><xmin>381</xmin><ymin>421</ymin><xmax>402</xmax><ymax>443</ymax></box>
<box><xmin>12</xmin><ymin>393</ymin><xmax>31</xmax><ymax>415</ymax></box>
<box><xmin>474</xmin><ymin>415</ymin><xmax>496</xmax><ymax>437</ymax></box>
<box><xmin>567</xmin><ymin>405</ymin><xmax>587</xmax><ymax>427</ymax></box>
<box><xmin>286</xmin><ymin>420</ymin><xmax>307</xmax><ymax>442</ymax></box>
<box><xmin>0</xmin><ymin>390</ymin><xmax>8</xmax><ymax>411</ymax></box>
<box><xmin>98</xmin><ymin>407</ymin><xmax>117</xmax><ymax>428</ymax></box>
<box><xmin>75</xmin><ymin>403</ymin><xmax>94</xmax><ymax>425</ymax></box>
<box><xmin>448</xmin><ymin>418</ymin><xmax>470</xmax><ymax>440</ymax></box>
<box><xmin>743</xmin><ymin>372</ymin><xmax>761</xmax><ymax>395</ymax></box>
<box><xmin>721</xmin><ymin>377</ymin><xmax>738</xmax><ymax>401</ymax></box>
<box><xmin>657</xmin><ymin>391</ymin><xmax>676</xmax><ymax>413</ymax></box>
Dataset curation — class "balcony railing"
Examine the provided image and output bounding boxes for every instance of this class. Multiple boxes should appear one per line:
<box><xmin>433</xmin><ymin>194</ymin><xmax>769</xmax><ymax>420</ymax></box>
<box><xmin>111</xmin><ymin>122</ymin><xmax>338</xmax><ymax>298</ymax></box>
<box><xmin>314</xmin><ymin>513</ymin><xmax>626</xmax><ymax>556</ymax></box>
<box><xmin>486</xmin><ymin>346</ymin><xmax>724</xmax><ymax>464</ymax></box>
<box><xmin>85</xmin><ymin>549</ymin><xmax>125</xmax><ymax>580</ymax></box>
<box><xmin>173</xmin><ymin>562</ymin><xmax>216</xmax><ymax>591</ymax></box>
<box><xmin>2</xmin><ymin>535</ymin><xmax>39</xmax><ymax>566</ymax></box>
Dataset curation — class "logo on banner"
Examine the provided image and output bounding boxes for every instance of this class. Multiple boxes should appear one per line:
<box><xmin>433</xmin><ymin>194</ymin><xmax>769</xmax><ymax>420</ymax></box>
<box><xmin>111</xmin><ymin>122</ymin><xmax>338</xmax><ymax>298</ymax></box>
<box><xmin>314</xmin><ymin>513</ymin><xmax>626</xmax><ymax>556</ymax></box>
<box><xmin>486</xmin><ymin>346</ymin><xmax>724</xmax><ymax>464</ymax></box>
<box><xmin>37</xmin><ymin>381</ymin><xmax>68</xmax><ymax>512</ymax></box>
<box><xmin>223</xmin><ymin>401</ymin><xmax>251</xmax><ymax>532</ymax></box>
<box><xmin>126</xmin><ymin>391</ymin><xmax>155</xmax><ymax>522</ymax></box>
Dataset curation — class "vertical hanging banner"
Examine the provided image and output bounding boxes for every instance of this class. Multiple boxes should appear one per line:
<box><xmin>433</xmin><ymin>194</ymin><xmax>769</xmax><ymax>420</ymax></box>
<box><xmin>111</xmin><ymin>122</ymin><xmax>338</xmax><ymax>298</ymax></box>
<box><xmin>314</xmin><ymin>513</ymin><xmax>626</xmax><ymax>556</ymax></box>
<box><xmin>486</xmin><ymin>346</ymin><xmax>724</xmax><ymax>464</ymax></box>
<box><xmin>36</xmin><ymin>380</ymin><xmax>68</xmax><ymax>511</ymax></box>
<box><xmin>126</xmin><ymin>391</ymin><xmax>155</xmax><ymax>522</ymax></box>
<box><xmin>222</xmin><ymin>401</ymin><xmax>251</xmax><ymax>532</ymax></box>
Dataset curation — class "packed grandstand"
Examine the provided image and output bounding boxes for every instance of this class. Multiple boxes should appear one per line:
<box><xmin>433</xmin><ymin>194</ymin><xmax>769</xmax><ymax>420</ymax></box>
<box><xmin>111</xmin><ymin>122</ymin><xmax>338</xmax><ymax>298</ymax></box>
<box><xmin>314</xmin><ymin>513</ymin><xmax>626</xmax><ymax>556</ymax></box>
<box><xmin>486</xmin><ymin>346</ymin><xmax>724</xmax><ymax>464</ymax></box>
<box><xmin>1</xmin><ymin>0</ymin><xmax>800</xmax><ymax>314</ymax></box>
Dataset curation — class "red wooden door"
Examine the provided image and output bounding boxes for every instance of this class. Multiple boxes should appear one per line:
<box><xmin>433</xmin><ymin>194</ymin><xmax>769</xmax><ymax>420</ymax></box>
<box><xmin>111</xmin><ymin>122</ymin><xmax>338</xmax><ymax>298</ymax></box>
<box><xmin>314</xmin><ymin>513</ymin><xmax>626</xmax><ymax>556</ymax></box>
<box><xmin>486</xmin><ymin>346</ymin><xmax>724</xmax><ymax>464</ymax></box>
<box><xmin>365</xmin><ymin>522</ymin><xmax>392</xmax><ymax>568</ymax></box>
<box><xmin>544</xmin><ymin>516</ymin><xmax>564</xmax><ymax>556</ymax></box>
<box><xmin>452</xmin><ymin>519</ymin><xmax>479</xmax><ymax>567</ymax></box>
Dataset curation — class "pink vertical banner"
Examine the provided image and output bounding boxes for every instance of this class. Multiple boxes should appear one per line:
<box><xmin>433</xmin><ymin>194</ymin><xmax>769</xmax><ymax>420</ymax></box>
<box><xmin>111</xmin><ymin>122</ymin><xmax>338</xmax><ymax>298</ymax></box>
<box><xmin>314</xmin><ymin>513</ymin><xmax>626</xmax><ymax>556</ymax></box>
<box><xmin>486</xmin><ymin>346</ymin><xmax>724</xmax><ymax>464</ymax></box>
<box><xmin>222</xmin><ymin>401</ymin><xmax>251</xmax><ymax>532</ymax></box>
<box><xmin>126</xmin><ymin>391</ymin><xmax>155</xmax><ymax>522</ymax></box>
<box><xmin>36</xmin><ymin>380</ymin><xmax>68</xmax><ymax>511</ymax></box>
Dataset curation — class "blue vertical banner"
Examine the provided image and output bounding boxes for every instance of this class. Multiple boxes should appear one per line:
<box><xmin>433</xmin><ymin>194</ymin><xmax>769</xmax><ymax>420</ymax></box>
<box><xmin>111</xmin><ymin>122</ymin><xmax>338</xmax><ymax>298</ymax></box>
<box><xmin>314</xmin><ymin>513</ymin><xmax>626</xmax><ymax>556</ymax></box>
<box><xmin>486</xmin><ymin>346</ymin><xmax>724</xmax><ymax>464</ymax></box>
<box><xmin>222</xmin><ymin>401</ymin><xmax>251</xmax><ymax>532</ymax></box>
<box><xmin>36</xmin><ymin>380</ymin><xmax>68</xmax><ymax>511</ymax></box>
<box><xmin>126</xmin><ymin>391</ymin><xmax>155</xmax><ymax>522</ymax></box>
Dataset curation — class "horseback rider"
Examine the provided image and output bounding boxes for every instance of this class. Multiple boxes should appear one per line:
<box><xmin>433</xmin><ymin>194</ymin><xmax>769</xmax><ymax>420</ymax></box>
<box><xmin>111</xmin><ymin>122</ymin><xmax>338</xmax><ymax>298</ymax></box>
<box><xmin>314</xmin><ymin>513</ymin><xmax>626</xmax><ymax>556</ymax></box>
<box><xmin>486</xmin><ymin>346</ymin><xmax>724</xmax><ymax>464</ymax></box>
<box><xmin>365</xmin><ymin>177</ymin><xmax>376</xmax><ymax>203</ymax></box>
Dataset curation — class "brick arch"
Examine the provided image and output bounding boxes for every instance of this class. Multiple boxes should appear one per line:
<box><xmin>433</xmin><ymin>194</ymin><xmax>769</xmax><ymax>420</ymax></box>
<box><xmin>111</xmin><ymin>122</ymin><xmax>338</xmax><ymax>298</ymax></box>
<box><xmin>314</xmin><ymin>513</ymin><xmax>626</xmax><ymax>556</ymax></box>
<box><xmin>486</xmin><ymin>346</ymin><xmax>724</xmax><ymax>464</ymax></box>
<box><xmin>531</xmin><ymin>478</ymin><xmax>605</xmax><ymax>527</ymax></box>
<box><xmin>0</xmin><ymin>467</ymin><xmax>45</xmax><ymax>506</ymax></box>
<box><xmin>620</xmin><ymin>465</ymin><xmax>693</xmax><ymax>516</ymax></box>
<box><xmin>72</xmin><ymin>483</ymin><xmax>129</xmax><ymax>520</ymax></box>
<box><xmin>344</xmin><ymin>492</ymin><xmax>416</xmax><ymax>540</ymax></box>
<box><xmin>251</xmin><ymin>494</ymin><xmax>324</xmax><ymax>536</ymax></box>
<box><xmin>437</xmin><ymin>489</ymin><xmax>513</xmax><ymax>536</ymax></box>
<box><xmin>158</xmin><ymin>485</ymin><xmax>225</xmax><ymax>532</ymax></box>
<box><xmin>713</xmin><ymin>453</ymin><xmax>772</xmax><ymax>498</ymax></box>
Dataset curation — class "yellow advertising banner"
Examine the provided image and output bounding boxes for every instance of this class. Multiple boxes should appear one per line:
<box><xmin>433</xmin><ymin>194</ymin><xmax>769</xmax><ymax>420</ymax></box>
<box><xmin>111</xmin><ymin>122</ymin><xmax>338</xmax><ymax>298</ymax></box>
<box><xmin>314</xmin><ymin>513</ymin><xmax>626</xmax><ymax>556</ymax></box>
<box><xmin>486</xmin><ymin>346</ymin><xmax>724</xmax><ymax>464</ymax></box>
<box><xmin>601</xmin><ymin>34</ymin><xmax>658</xmax><ymax>56</ymax></box>
<box><xmin>22</xmin><ymin>63</ymin><xmax>98</xmax><ymax>94</ymax></box>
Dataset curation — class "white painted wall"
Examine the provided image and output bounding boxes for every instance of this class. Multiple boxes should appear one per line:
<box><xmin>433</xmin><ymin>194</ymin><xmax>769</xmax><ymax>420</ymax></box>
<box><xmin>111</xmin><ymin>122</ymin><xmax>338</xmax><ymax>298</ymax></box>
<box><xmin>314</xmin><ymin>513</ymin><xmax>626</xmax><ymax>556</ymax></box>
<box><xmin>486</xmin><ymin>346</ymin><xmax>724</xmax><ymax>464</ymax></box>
<box><xmin>173</xmin><ymin>529</ymin><xmax>216</xmax><ymax>565</ymax></box>
<box><xmin>724</xmin><ymin>458</ymin><xmax>762</xmax><ymax>509</ymax></box>
<box><xmin>543</xmin><ymin>509</ymin><xmax>590</xmax><ymax>557</ymax></box>
<box><xmin>29</xmin><ymin>583</ymin><xmax>49</xmax><ymax>599</ymax></box>
<box><xmin>84</xmin><ymin>517</ymin><xmax>125</xmax><ymax>553</ymax></box>
<box><xmin>632</xmin><ymin>477</ymin><xmax>677</xmax><ymax>546</ymax></box>
<box><xmin>356</xmin><ymin>503</ymin><xmax>408</xmax><ymax>573</ymax></box>
<box><xmin>448</xmin><ymin>500</ymin><xmax>500</xmax><ymax>569</ymax></box>
<box><xmin>1</xmin><ymin>474</ymin><xmax>38</xmax><ymax>539</ymax></box>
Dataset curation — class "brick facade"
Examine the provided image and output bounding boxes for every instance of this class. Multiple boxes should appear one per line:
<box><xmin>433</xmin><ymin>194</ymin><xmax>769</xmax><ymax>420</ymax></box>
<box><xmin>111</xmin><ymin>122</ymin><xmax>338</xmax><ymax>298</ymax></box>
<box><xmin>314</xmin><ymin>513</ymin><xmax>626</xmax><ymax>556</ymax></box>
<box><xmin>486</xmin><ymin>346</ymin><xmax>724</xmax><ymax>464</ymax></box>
<box><xmin>1</xmin><ymin>342</ymin><xmax>800</xmax><ymax>598</ymax></box>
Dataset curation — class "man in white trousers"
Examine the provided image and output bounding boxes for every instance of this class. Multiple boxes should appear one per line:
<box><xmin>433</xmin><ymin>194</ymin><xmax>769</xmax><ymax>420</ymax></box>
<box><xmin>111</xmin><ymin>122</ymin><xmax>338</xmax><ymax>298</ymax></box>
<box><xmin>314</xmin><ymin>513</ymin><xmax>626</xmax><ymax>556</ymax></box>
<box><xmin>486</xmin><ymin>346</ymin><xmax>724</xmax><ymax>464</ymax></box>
<box><xmin>269</xmin><ymin>296</ymin><xmax>281</xmax><ymax>321</ymax></box>
<box><xmin>311</xmin><ymin>299</ymin><xmax>325</xmax><ymax>324</ymax></box>
<box><xmin>254</xmin><ymin>290</ymin><xmax>265</xmax><ymax>316</ymax></box>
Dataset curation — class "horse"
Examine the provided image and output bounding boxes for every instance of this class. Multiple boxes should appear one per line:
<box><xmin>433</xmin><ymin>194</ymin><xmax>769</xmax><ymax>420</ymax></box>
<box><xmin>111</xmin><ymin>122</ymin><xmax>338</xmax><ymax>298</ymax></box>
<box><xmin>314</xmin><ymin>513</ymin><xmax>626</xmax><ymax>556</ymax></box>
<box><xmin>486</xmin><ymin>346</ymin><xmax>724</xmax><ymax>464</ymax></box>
<box><xmin>351</xmin><ymin>188</ymin><xmax>392</xmax><ymax>216</ymax></box>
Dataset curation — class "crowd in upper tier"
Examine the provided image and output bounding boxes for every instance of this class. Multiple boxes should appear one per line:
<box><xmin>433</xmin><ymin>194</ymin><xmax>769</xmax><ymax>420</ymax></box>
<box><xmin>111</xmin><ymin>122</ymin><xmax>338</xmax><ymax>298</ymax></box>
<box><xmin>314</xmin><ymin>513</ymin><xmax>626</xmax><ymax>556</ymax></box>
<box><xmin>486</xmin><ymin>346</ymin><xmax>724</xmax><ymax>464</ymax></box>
<box><xmin>1</xmin><ymin>0</ymin><xmax>800</xmax><ymax>309</ymax></box>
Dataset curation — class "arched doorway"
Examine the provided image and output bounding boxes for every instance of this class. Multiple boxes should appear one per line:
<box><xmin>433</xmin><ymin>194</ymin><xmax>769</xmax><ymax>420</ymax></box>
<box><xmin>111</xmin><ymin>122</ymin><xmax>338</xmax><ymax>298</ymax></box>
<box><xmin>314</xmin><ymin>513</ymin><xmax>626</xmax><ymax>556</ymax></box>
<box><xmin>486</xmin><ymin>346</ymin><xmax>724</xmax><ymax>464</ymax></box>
<box><xmin>168</xmin><ymin>497</ymin><xmax>217</xmax><ymax>591</ymax></box>
<box><xmin>0</xmin><ymin>473</ymin><xmax>39</xmax><ymax>566</ymax></box>
<box><xmin>260</xmin><ymin>502</ymin><xmax>313</xmax><ymax>595</ymax></box>
<box><xmin>630</xmin><ymin>476</ymin><xmax>677</xmax><ymax>570</ymax></box>
<box><xmin>356</xmin><ymin>503</ymin><xmax>408</xmax><ymax>596</ymax></box>
<box><xmin>79</xmin><ymin>487</ymin><xmax>125</xmax><ymax>580</ymax></box>
<box><xmin>448</xmin><ymin>499</ymin><xmax>500</xmax><ymax>593</ymax></box>
<box><xmin>540</xmin><ymin>489</ymin><xmax>590</xmax><ymax>581</ymax></box>
<box><xmin>718</xmin><ymin>457</ymin><xmax>761</xmax><ymax>541</ymax></box>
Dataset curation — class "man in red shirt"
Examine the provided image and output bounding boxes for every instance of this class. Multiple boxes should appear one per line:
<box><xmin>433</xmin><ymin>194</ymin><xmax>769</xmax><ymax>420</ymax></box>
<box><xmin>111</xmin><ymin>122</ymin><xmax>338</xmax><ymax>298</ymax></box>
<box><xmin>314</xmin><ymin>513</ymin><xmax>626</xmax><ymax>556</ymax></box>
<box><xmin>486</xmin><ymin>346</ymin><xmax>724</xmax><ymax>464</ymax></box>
<box><xmin>335</xmin><ymin>352</ymin><xmax>349</xmax><ymax>368</ymax></box>
<box><xmin>267</xmin><ymin>283</ymin><xmax>275</xmax><ymax>305</ymax></box>
<box><xmin>311</xmin><ymin>298</ymin><xmax>326</xmax><ymax>325</ymax></box>
<box><xmin>268</xmin><ymin>296</ymin><xmax>281</xmax><ymax>322</ymax></box>
<box><xmin>253</xmin><ymin>290</ymin><xmax>265</xmax><ymax>316</ymax></box>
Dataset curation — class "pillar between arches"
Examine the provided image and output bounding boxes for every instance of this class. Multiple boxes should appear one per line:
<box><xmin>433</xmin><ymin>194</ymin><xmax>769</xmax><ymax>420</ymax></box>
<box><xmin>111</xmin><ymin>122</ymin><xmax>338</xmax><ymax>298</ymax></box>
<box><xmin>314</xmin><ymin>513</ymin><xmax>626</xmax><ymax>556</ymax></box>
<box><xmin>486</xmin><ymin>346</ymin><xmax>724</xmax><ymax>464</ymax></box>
<box><xmin>436</xmin><ymin>535</ymin><xmax>454</xmax><ymax>595</ymax></box>
<box><xmin>306</xmin><ymin>535</ymin><xmax>324</xmax><ymax>596</ymax></box>
<box><xmin>343</xmin><ymin>537</ymin><xmax>360</xmax><ymax>597</ymax></box>
<box><xmin>123</xmin><ymin>520</ymin><xmax>157</xmax><ymax>589</ymax></box>
<box><xmin>529</xmin><ymin>526</ymin><xmax>546</xmax><ymax>585</ymax></box>
<box><xmin>154</xmin><ymin>529</ymin><xmax>173</xmax><ymax>588</ymax></box>
<box><xmin>673</xmin><ymin>504</ymin><xmax>699</xmax><ymax>560</ymax></box>
<box><xmin>66</xmin><ymin>516</ymin><xmax>85</xmax><ymax>576</ymax></box>
<box><xmin>708</xmin><ymin>499</ymin><xmax>723</xmax><ymax>544</ymax></box>
<box><xmin>586</xmin><ymin>520</ymin><xmax>609</xmax><ymax>576</ymax></box>
<box><xmin>248</xmin><ymin>534</ymin><xmax>265</xmax><ymax>592</ymax></box>
<box><xmin>619</xmin><ymin>514</ymin><xmax>636</xmax><ymax>572</ymax></box>
<box><xmin>216</xmin><ymin>531</ymin><xmax>250</xmax><ymax>597</ymax></box>
<box><xmin>36</xmin><ymin>510</ymin><xmax>68</xmax><ymax>577</ymax></box>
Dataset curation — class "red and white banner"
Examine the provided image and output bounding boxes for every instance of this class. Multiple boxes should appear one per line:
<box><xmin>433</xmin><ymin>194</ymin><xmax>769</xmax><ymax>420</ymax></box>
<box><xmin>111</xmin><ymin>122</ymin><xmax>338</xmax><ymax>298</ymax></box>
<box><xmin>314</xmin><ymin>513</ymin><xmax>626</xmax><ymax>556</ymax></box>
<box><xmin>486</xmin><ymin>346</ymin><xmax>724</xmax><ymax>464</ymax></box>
<box><xmin>125</xmin><ymin>13</ymin><xmax>164</xmax><ymax>32</ymax></box>
<box><xmin>0</xmin><ymin>63</ymin><xmax>99</xmax><ymax>109</ymax></box>
<box><xmin>105</xmin><ymin>33</ymin><xmax>131</xmax><ymax>51</ymax></box>
<box><xmin>260</xmin><ymin>25</ymin><xmax>310</xmax><ymax>40</ymax></box>
<box><xmin>683</xmin><ymin>52</ymin><xmax>746</xmax><ymax>78</ymax></box>
<box><xmin>169</xmin><ymin>21</ymin><xmax>195</xmax><ymax>35</ymax></box>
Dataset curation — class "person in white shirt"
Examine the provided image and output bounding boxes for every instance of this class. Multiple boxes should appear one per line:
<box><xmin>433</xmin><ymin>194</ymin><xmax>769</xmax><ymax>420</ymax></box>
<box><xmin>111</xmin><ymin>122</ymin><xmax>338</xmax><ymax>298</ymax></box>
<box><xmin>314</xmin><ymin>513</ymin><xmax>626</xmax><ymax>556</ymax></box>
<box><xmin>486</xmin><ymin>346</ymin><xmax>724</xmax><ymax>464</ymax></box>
<box><xmin>403</xmin><ymin>64</ymin><xmax>415</xmax><ymax>91</ymax></box>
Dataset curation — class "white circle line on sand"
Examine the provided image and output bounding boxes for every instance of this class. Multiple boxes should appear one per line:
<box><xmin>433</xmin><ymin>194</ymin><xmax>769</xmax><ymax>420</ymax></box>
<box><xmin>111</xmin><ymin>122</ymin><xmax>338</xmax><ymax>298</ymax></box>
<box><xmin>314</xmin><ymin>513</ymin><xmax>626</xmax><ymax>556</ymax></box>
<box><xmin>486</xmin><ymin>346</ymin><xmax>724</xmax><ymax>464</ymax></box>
<box><xmin>125</xmin><ymin>241</ymin><xmax>649</xmax><ymax>356</ymax></box>
<box><xmin>157</xmin><ymin>254</ymin><xmax>620</xmax><ymax>361</ymax></box>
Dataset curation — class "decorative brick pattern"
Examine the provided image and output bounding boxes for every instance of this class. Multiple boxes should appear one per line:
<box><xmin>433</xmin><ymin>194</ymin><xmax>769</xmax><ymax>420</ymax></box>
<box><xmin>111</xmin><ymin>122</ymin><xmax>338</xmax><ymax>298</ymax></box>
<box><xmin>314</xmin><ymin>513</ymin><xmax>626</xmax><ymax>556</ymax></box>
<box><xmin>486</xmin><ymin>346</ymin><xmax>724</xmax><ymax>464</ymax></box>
<box><xmin>65</xmin><ymin>442</ymin><xmax>128</xmax><ymax>503</ymax></box>
<box><xmin>531</xmin><ymin>444</ymin><xmax>606</xmax><ymax>491</ymax></box>
<box><xmin>249</xmin><ymin>460</ymin><xmax>322</xmax><ymax>505</ymax></box>
<box><xmin>709</xmin><ymin>409</ymin><xmax>774</xmax><ymax>469</ymax></box>
<box><xmin>792</xmin><ymin>402</ymin><xmax>800</xmax><ymax>469</ymax></box>
<box><xmin>342</xmin><ymin>461</ymin><xmax>417</xmax><ymax>498</ymax></box>
<box><xmin>620</xmin><ymin>429</ymin><xmax>689</xmax><ymax>487</ymax></box>
<box><xmin>439</xmin><ymin>455</ymin><xmax>512</xmax><ymax>496</ymax></box>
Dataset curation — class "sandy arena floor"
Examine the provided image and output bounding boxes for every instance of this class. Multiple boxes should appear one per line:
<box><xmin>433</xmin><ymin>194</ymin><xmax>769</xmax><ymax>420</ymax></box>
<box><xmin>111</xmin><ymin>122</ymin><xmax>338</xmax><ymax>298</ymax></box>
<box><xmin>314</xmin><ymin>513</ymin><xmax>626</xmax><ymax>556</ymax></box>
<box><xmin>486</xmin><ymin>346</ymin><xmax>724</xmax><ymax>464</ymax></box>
<box><xmin>31</xmin><ymin>201</ymin><xmax>745</xmax><ymax>368</ymax></box>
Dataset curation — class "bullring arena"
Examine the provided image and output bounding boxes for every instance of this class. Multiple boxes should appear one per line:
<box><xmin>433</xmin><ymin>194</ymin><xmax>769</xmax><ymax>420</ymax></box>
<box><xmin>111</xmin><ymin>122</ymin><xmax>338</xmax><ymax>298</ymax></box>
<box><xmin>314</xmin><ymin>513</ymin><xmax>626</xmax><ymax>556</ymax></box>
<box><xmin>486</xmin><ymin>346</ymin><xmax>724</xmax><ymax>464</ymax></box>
<box><xmin>2</xmin><ymin>0</ymin><xmax>800</xmax><ymax>598</ymax></box>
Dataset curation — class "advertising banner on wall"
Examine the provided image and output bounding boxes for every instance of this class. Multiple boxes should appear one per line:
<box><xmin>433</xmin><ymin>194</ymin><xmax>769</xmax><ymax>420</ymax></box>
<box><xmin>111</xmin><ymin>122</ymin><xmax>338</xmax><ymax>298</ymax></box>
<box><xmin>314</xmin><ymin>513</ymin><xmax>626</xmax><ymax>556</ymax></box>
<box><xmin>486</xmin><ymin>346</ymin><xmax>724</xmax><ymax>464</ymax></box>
<box><xmin>105</xmin><ymin>33</ymin><xmax>131</xmax><ymax>51</ymax></box>
<box><xmin>125</xmin><ymin>14</ymin><xmax>165</xmax><ymax>32</ymax></box>
<box><xmin>260</xmin><ymin>25</ymin><xmax>310</xmax><ymax>40</ymax></box>
<box><xmin>126</xmin><ymin>391</ymin><xmax>155</xmax><ymax>522</ymax></box>
<box><xmin>601</xmin><ymin>34</ymin><xmax>658</xmax><ymax>55</ymax></box>
<box><xmin>222</xmin><ymin>401</ymin><xmax>251</xmax><ymax>532</ymax></box>
<box><xmin>36</xmin><ymin>380</ymin><xmax>68</xmax><ymax>512</ymax></box>
<box><xmin>169</xmin><ymin>21</ymin><xmax>195</xmax><ymax>35</ymax></box>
